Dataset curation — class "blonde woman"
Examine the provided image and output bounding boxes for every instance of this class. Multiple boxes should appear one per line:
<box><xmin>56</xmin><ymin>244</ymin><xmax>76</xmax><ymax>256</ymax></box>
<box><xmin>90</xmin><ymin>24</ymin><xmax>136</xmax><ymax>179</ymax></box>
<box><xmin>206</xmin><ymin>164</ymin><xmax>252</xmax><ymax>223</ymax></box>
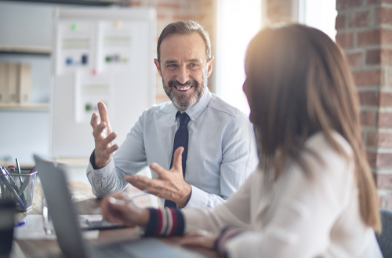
<box><xmin>101</xmin><ymin>24</ymin><xmax>382</xmax><ymax>258</ymax></box>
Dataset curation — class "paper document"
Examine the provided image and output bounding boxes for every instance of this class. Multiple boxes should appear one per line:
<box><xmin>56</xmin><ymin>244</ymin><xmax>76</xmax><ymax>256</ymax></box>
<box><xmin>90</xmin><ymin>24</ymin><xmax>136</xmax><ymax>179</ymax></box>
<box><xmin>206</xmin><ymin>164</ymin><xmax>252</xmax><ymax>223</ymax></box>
<box><xmin>14</xmin><ymin>215</ymin><xmax>99</xmax><ymax>240</ymax></box>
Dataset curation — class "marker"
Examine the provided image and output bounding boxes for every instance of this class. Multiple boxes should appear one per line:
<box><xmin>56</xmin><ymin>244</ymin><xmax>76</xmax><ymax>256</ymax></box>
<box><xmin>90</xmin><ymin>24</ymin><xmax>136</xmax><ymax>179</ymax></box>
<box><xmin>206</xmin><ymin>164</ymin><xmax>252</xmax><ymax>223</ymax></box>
<box><xmin>0</xmin><ymin>170</ymin><xmax>26</xmax><ymax>210</ymax></box>
<box><xmin>15</xmin><ymin>220</ymin><xmax>26</xmax><ymax>227</ymax></box>
<box><xmin>15</xmin><ymin>158</ymin><xmax>26</xmax><ymax>203</ymax></box>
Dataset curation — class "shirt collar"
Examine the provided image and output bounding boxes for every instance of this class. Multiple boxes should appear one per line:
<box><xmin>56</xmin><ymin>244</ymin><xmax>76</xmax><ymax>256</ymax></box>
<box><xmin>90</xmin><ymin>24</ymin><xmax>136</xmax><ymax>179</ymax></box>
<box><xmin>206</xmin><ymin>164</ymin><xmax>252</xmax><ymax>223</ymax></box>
<box><xmin>185</xmin><ymin>87</ymin><xmax>211</xmax><ymax>122</ymax></box>
<box><xmin>168</xmin><ymin>87</ymin><xmax>211</xmax><ymax>122</ymax></box>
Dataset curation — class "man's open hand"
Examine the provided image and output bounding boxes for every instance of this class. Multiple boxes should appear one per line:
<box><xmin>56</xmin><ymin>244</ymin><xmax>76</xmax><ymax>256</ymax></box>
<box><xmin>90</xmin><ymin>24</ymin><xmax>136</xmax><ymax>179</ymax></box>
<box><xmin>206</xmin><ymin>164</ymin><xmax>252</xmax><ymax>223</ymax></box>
<box><xmin>90</xmin><ymin>102</ymin><xmax>119</xmax><ymax>169</ymax></box>
<box><xmin>125</xmin><ymin>147</ymin><xmax>192</xmax><ymax>208</ymax></box>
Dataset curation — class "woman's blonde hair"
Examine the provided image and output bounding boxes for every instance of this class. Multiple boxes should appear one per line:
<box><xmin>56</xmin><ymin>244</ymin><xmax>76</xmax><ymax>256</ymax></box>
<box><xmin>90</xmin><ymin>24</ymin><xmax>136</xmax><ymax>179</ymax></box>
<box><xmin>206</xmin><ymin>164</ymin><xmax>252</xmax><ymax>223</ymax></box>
<box><xmin>245</xmin><ymin>24</ymin><xmax>381</xmax><ymax>232</ymax></box>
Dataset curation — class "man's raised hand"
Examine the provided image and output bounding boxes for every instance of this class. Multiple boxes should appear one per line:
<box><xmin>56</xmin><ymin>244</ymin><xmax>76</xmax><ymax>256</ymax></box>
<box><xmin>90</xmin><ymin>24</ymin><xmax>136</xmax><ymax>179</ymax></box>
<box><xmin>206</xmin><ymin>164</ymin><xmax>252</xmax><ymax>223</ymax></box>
<box><xmin>90</xmin><ymin>102</ymin><xmax>119</xmax><ymax>169</ymax></box>
<box><xmin>125</xmin><ymin>147</ymin><xmax>192</xmax><ymax>208</ymax></box>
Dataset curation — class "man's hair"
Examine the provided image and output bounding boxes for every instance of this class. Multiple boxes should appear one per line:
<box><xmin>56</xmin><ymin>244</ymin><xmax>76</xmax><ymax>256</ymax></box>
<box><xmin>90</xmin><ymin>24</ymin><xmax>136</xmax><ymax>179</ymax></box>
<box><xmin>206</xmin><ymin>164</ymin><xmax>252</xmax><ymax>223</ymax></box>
<box><xmin>157</xmin><ymin>20</ymin><xmax>212</xmax><ymax>63</ymax></box>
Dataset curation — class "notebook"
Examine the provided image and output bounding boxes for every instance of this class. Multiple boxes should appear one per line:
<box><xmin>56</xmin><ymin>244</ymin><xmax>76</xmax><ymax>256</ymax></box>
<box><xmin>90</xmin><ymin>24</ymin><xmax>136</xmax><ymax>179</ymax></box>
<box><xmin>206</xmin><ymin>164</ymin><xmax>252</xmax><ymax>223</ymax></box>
<box><xmin>33</xmin><ymin>154</ymin><xmax>204</xmax><ymax>258</ymax></box>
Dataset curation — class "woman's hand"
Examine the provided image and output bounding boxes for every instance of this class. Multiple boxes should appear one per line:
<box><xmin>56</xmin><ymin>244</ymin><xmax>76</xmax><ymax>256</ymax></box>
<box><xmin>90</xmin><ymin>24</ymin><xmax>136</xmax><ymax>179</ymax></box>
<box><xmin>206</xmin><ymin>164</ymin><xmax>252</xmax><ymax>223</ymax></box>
<box><xmin>179</xmin><ymin>231</ymin><xmax>217</xmax><ymax>249</ymax></box>
<box><xmin>101</xmin><ymin>192</ymin><xmax>150</xmax><ymax>227</ymax></box>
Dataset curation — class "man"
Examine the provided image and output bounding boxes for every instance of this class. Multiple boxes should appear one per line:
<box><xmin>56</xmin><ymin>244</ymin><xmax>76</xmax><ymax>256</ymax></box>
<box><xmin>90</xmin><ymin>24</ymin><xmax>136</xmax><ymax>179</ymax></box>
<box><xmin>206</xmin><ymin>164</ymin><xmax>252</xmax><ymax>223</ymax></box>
<box><xmin>87</xmin><ymin>20</ymin><xmax>258</xmax><ymax>208</ymax></box>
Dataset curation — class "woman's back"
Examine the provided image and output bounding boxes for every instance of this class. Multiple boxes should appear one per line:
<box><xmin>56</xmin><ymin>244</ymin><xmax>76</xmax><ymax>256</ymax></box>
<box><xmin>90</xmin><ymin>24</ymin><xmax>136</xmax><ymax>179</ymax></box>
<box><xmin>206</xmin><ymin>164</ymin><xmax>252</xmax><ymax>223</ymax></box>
<box><xmin>245</xmin><ymin>132</ymin><xmax>382</xmax><ymax>257</ymax></box>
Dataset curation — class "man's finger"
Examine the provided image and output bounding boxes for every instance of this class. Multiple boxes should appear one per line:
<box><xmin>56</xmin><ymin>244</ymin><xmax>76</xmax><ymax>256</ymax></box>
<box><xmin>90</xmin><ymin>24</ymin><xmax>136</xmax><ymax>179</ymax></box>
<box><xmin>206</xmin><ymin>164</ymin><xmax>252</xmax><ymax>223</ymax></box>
<box><xmin>90</xmin><ymin>112</ymin><xmax>99</xmax><ymax>129</ymax></box>
<box><xmin>98</xmin><ymin>102</ymin><xmax>112</xmax><ymax>135</ymax></box>
<box><xmin>100</xmin><ymin>132</ymin><xmax>117</xmax><ymax>147</ymax></box>
<box><xmin>93</xmin><ymin>122</ymin><xmax>108</xmax><ymax>139</ymax></box>
<box><xmin>172</xmin><ymin>147</ymin><xmax>184</xmax><ymax>172</ymax></box>
<box><xmin>149</xmin><ymin>162</ymin><xmax>169</xmax><ymax>178</ymax></box>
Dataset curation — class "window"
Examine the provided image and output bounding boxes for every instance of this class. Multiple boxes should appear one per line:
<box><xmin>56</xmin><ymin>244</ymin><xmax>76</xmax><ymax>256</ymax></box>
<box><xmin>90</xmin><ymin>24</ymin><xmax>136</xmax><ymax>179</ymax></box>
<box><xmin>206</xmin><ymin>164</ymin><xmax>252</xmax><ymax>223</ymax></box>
<box><xmin>215</xmin><ymin>0</ymin><xmax>262</xmax><ymax>114</ymax></box>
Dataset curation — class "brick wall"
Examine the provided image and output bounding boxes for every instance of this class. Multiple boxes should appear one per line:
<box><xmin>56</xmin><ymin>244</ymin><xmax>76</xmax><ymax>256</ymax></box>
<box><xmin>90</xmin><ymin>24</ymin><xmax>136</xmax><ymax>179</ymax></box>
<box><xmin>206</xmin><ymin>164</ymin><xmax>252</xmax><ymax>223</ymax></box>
<box><xmin>335</xmin><ymin>0</ymin><xmax>392</xmax><ymax>209</ymax></box>
<box><xmin>124</xmin><ymin>0</ymin><xmax>216</xmax><ymax>104</ymax></box>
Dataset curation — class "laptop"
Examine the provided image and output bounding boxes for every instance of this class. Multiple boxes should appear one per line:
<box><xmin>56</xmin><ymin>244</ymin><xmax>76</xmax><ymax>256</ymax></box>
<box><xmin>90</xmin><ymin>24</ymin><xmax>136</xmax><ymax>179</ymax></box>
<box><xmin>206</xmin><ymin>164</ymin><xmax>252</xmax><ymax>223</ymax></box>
<box><xmin>34</xmin><ymin>154</ymin><xmax>204</xmax><ymax>258</ymax></box>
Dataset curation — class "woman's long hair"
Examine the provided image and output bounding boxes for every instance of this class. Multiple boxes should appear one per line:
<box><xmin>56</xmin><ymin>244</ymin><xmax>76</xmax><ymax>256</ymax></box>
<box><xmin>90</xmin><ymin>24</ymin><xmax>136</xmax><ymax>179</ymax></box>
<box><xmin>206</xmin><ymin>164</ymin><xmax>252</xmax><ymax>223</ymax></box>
<box><xmin>245</xmin><ymin>24</ymin><xmax>381</xmax><ymax>231</ymax></box>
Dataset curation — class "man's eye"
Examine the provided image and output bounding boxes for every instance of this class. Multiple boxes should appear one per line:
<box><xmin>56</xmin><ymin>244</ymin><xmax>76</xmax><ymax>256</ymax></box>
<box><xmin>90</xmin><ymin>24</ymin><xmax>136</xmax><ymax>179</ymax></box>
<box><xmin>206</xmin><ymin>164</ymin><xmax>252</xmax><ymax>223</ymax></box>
<box><xmin>190</xmin><ymin>63</ymin><xmax>199</xmax><ymax>68</ymax></box>
<box><xmin>167</xmin><ymin>64</ymin><xmax>177</xmax><ymax>68</ymax></box>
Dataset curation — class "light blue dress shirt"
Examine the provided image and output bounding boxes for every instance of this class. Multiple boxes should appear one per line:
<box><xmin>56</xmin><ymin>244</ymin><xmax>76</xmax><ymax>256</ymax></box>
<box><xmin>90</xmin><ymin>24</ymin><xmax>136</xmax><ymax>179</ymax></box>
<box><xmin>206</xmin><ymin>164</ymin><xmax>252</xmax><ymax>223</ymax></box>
<box><xmin>87</xmin><ymin>87</ymin><xmax>258</xmax><ymax>208</ymax></box>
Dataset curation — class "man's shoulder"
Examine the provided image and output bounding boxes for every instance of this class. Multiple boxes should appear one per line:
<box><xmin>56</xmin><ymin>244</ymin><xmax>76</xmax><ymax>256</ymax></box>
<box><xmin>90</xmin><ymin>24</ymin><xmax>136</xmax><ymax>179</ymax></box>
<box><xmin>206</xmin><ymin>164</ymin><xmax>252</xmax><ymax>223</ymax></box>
<box><xmin>207</xmin><ymin>94</ymin><xmax>244</xmax><ymax>119</ymax></box>
<box><xmin>143</xmin><ymin>101</ymin><xmax>173</xmax><ymax>115</ymax></box>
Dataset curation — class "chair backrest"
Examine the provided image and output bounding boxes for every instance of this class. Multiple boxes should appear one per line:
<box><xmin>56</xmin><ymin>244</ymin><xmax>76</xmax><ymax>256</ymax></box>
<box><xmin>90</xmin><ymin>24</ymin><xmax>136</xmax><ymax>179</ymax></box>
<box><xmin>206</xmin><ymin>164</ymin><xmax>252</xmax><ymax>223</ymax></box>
<box><xmin>376</xmin><ymin>209</ymin><xmax>392</xmax><ymax>257</ymax></box>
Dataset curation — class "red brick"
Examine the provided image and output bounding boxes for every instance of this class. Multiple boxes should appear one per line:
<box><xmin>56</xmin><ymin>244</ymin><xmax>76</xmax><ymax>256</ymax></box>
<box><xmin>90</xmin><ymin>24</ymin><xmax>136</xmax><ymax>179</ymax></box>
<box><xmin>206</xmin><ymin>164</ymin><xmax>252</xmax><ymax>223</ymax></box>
<box><xmin>367</xmin><ymin>131</ymin><xmax>378</xmax><ymax>147</ymax></box>
<box><xmin>336</xmin><ymin>0</ymin><xmax>364</xmax><ymax>10</ymax></box>
<box><xmin>377</xmin><ymin>153</ymin><xmax>392</xmax><ymax>168</ymax></box>
<box><xmin>358</xmin><ymin>29</ymin><xmax>381</xmax><ymax>47</ymax></box>
<box><xmin>368</xmin><ymin>0</ymin><xmax>392</xmax><ymax>5</ymax></box>
<box><xmin>367</xmin><ymin>151</ymin><xmax>377</xmax><ymax>168</ymax></box>
<box><xmin>378</xmin><ymin>132</ymin><xmax>392</xmax><ymax>147</ymax></box>
<box><xmin>361</xmin><ymin>110</ymin><xmax>374</xmax><ymax>125</ymax></box>
<box><xmin>380</xmin><ymin>92</ymin><xmax>392</xmax><ymax>106</ymax></box>
<box><xmin>336</xmin><ymin>14</ymin><xmax>346</xmax><ymax>30</ymax></box>
<box><xmin>349</xmin><ymin>10</ymin><xmax>370</xmax><ymax>28</ymax></box>
<box><xmin>366</xmin><ymin>49</ymin><xmax>381</xmax><ymax>65</ymax></box>
<box><xmin>368</xmin><ymin>49</ymin><xmax>392</xmax><ymax>66</ymax></box>
<box><xmin>157</xmin><ymin>13</ymin><xmax>166</xmax><ymax>20</ymax></box>
<box><xmin>336</xmin><ymin>32</ymin><xmax>354</xmax><ymax>49</ymax></box>
<box><xmin>367</xmin><ymin>131</ymin><xmax>392</xmax><ymax>148</ymax></box>
<box><xmin>352</xmin><ymin>69</ymin><xmax>383</xmax><ymax>86</ymax></box>
<box><xmin>346</xmin><ymin>52</ymin><xmax>362</xmax><ymax>68</ymax></box>
<box><xmin>173</xmin><ymin>15</ymin><xmax>193</xmax><ymax>21</ymax></box>
<box><xmin>359</xmin><ymin>91</ymin><xmax>380</xmax><ymax>106</ymax></box>
<box><xmin>378</xmin><ymin>112</ymin><xmax>392</xmax><ymax>127</ymax></box>
<box><xmin>381</xmin><ymin>28</ymin><xmax>392</xmax><ymax>45</ymax></box>
<box><xmin>375</xmin><ymin>173</ymin><xmax>392</xmax><ymax>187</ymax></box>
<box><xmin>374</xmin><ymin>8</ymin><xmax>392</xmax><ymax>24</ymax></box>
<box><xmin>157</xmin><ymin>2</ymin><xmax>181</xmax><ymax>9</ymax></box>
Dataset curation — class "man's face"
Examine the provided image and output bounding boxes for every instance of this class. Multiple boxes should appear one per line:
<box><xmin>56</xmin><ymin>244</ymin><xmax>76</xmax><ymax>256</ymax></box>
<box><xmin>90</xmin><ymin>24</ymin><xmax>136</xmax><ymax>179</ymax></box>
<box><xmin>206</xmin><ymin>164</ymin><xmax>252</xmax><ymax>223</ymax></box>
<box><xmin>154</xmin><ymin>32</ymin><xmax>213</xmax><ymax>111</ymax></box>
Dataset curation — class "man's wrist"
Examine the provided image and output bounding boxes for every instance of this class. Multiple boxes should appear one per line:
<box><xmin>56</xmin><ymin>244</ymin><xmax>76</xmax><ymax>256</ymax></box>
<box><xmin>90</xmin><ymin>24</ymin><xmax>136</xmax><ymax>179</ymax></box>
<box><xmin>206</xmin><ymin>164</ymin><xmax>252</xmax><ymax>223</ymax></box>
<box><xmin>138</xmin><ymin>208</ymin><xmax>150</xmax><ymax>227</ymax></box>
<box><xmin>91</xmin><ymin>150</ymin><xmax>109</xmax><ymax>169</ymax></box>
<box><xmin>177</xmin><ymin>184</ymin><xmax>192</xmax><ymax>208</ymax></box>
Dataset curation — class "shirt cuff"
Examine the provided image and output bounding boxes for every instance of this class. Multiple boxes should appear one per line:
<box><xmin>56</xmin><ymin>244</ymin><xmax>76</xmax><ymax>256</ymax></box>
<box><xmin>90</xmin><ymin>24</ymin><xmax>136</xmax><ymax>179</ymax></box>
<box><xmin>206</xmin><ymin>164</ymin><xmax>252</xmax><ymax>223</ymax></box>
<box><xmin>144</xmin><ymin>208</ymin><xmax>185</xmax><ymax>237</ymax></box>
<box><xmin>88</xmin><ymin>152</ymin><xmax>115</xmax><ymax>177</ymax></box>
<box><xmin>183</xmin><ymin>185</ymin><xmax>209</xmax><ymax>208</ymax></box>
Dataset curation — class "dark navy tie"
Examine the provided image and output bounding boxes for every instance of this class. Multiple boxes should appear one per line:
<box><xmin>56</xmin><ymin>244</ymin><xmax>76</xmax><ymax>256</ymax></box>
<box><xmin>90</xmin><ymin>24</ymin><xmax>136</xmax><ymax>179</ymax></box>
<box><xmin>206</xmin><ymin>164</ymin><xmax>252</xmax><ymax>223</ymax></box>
<box><xmin>165</xmin><ymin>112</ymin><xmax>191</xmax><ymax>208</ymax></box>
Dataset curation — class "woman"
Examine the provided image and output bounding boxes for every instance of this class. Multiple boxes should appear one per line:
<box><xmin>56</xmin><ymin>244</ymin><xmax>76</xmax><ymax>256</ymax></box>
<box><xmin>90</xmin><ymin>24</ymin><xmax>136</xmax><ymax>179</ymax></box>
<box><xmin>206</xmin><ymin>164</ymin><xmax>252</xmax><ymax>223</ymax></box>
<box><xmin>101</xmin><ymin>24</ymin><xmax>383</xmax><ymax>257</ymax></box>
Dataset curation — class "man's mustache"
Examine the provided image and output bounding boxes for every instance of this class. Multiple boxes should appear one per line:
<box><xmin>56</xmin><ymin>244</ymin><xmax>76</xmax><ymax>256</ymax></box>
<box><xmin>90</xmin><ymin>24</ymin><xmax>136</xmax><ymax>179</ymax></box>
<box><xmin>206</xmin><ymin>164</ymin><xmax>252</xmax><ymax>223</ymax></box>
<box><xmin>168</xmin><ymin>80</ymin><xmax>198</xmax><ymax>88</ymax></box>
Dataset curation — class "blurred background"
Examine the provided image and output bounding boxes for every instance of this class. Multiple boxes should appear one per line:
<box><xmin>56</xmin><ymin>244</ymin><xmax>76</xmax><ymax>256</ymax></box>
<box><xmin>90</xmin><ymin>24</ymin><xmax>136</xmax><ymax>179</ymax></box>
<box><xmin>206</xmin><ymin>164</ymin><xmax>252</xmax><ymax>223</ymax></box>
<box><xmin>1</xmin><ymin>0</ymin><xmax>392</xmax><ymax>209</ymax></box>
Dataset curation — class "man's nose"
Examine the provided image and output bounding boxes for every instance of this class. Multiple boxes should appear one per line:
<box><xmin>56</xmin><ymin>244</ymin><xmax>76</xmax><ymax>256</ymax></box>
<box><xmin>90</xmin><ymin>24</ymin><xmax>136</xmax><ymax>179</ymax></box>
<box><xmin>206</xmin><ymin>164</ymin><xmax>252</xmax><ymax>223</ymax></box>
<box><xmin>176</xmin><ymin>65</ymin><xmax>189</xmax><ymax>84</ymax></box>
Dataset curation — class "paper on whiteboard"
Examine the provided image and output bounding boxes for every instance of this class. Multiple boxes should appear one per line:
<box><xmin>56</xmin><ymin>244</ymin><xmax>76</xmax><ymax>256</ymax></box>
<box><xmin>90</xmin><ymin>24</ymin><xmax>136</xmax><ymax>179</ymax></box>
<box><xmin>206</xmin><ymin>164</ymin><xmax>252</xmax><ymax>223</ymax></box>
<box><xmin>56</xmin><ymin>20</ymin><xmax>96</xmax><ymax>75</ymax></box>
<box><xmin>99</xmin><ymin>20</ymin><xmax>135</xmax><ymax>73</ymax></box>
<box><xmin>74</xmin><ymin>71</ymin><xmax>114</xmax><ymax>124</ymax></box>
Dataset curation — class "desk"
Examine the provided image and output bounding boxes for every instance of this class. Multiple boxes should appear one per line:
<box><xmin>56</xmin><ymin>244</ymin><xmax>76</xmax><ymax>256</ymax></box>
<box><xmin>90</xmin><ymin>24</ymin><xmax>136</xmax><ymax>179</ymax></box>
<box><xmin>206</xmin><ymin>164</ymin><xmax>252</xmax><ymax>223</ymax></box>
<box><xmin>14</xmin><ymin>182</ymin><xmax>218</xmax><ymax>258</ymax></box>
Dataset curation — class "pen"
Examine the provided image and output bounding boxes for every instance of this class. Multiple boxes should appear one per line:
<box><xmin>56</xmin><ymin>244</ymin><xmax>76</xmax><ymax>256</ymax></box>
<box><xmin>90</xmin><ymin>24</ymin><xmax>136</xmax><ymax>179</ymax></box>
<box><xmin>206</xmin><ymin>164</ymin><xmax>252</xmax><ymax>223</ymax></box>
<box><xmin>29</xmin><ymin>166</ymin><xmax>37</xmax><ymax>174</ymax></box>
<box><xmin>1</xmin><ymin>167</ymin><xmax>20</xmax><ymax>192</ymax></box>
<box><xmin>123</xmin><ymin>190</ymin><xmax>150</xmax><ymax>201</ymax></box>
<box><xmin>15</xmin><ymin>158</ymin><xmax>26</xmax><ymax>203</ymax></box>
<box><xmin>15</xmin><ymin>220</ymin><xmax>26</xmax><ymax>227</ymax></box>
<box><xmin>0</xmin><ymin>172</ymin><xmax>26</xmax><ymax>210</ymax></box>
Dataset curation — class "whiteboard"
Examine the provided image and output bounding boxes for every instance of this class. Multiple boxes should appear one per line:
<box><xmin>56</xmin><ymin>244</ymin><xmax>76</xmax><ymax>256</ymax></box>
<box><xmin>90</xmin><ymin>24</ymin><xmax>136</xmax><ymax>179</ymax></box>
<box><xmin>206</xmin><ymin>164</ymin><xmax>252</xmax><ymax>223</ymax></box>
<box><xmin>51</xmin><ymin>7</ymin><xmax>156</xmax><ymax>158</ymax></box>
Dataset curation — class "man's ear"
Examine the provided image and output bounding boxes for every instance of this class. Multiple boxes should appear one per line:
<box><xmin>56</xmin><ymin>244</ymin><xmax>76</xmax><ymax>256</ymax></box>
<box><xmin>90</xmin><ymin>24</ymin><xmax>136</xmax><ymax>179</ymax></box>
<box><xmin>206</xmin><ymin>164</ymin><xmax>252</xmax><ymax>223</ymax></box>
<box><xmin>154</xmin><ymin>58</ymin><xmax>162</xmax><ymax>77</ymax></box>
<box><xmin>207</xmin><ymin>57</ymin><xmax>214</xmax><ymax>77</ymax></box>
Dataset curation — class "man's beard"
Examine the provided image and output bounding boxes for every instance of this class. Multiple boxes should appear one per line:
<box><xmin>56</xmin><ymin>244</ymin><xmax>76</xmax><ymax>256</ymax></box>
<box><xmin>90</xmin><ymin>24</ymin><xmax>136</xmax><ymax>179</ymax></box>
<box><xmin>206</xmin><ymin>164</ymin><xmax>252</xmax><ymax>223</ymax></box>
<box><xmin>163</xmin><ymin>75</ymin><xmax>207</xmax><ymax>110</ymax></box>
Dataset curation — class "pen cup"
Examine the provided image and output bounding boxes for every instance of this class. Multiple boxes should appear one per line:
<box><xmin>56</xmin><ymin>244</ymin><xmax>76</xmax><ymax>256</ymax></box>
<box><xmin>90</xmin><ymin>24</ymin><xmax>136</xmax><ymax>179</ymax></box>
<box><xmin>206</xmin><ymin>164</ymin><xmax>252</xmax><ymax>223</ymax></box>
<box><xmin>0</xmin><ymin>171</ymin><xmax>37</xmax><ymax>212</ymax></box>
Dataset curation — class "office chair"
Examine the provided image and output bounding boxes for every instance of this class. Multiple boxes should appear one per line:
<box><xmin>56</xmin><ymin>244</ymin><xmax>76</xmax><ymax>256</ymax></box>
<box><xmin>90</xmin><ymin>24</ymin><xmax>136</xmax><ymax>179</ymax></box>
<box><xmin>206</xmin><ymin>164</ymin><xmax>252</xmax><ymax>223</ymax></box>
<box><xmin>376</xmin><ymin>209</ymin><xmax>392</xmax><ymax>257</ymax></box>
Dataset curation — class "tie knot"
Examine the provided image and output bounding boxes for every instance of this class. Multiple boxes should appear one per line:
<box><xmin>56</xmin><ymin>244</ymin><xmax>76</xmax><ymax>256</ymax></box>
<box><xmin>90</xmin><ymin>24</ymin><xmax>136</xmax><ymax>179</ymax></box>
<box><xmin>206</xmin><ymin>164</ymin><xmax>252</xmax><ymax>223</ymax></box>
<box><xmin>176</xmin><ymin>112</ymin><xmax>190</xmax><ymax>126</ymax></box>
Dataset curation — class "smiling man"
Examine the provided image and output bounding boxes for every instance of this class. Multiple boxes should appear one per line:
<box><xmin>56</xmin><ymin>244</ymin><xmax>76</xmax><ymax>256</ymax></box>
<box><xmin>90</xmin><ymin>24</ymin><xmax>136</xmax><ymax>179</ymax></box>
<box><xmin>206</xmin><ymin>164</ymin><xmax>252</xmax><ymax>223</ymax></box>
<box><xmin>87</xmin><ymin>21</ymin><xmax>258</xmax><ymax>208</ymax></box>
